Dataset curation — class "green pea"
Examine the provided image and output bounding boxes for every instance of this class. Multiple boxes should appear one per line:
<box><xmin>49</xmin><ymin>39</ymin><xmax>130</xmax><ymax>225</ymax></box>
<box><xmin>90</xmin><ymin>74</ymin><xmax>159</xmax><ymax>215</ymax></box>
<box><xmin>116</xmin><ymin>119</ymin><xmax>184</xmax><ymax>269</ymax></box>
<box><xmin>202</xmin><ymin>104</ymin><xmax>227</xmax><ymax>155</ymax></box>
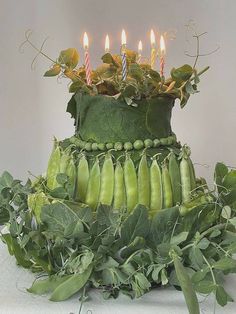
<box><xmin>160</xmin><ymin>138</ymin><xmax>169</xmax><ymax>146</ymax></box>
<box><xmin>91</xmin><ymin>143</ymin><xmax>98</xmax><ymax>151</ymax></box>
<box><xmin>188</xmin><ymin>157</ymin><xmax>197</xmax><ymax>191</ymax></box>
<box><xmin>138</xmin><ymin>153</ymin><xmax>150</xmax><ymax>208</ymax></box>
<box><xmin>113</xmin><ymin>161</ymin><xmax>125</xmax><ymax>210</ymax></box>
<box><xmin>144</xmin><ymin>139</ymin><xmax>153</xmax><ymax>148</ymax></box>
<box><xmin>85</xmin><ymin>157</ymin><xmax>101</xmax><ymax>209</ymax></box>
<box><xmin>114</xmin><ymin>142</ymin><xmax>123</xmax><ymax>151</ymax></box>
<box><xmin>84</xmin><ymin>142</ymin><xmax>92</xmax><ymax>152</ymax></box>
<box><xmin>124</xmin><ymin>154</ymin><xmax>138</xmax><ymax>212</ymax></box>
<box><xmin>180</xmin><ymin>156</ymin><xmax>192</xmax><ymax>203</ymax></box>
<box><xmin>79</xmin><ymin>140</ymin><xmax>85</xmax><ymax>149</ymax></box>
<box><xmin>106</xmin><ymin>143</ymin><xmax>114</xmax><ymax>150</ymax></box>
<box><xmin>168</xmin><ymin>152</ymin><xmax>182</xmax><ymax>205</ymax></box>
<box><xmin>162</xmin><ymin>162</ymin><xmax>173</xmax><ymax>208</ymax></box>
<box><xmin>77</xmin><ymin>154</ymin><xmax>89</xmax><ymax>202</ymax></box>
<box><xmin>99</xmin><ymin>153</ymin><xmax>114</xmax><ymax>206</ymax></box>
<box><xmin>66</xmin><ymin>157</ymin><xmax>77</xmax><ymax>199</ymax></box>
<box><xmin>46</xmin><ymin>141</ymin><xmax>61</xmax><ymax>190</ymax></box>
<box><xmin>98</xmin><ymin>143</ymin><xmax>106</xmax><ymax>151</ymax></box>
<box><xmin>153</xmin><ymin>139</ymin><xmax>160</xmax><ymax>148</ymax></box>
<box><xmin>150</xmin><ymin>159</ymin><xmax>162</xmax><ymax>212</ymax></box>
<box><xmin>133</xmin><ymin>140</ymin><xmax>144</xmax><ymax>150</ymax></box>
<box><xmin>167</xmin><ymin>137</ymin><xmax>173</xmax><ymax>145</ymax></box>
<box><xmin>124</xmin><ymin>142</ymin><xmax>133</xmax><ymax>151</ymax></box>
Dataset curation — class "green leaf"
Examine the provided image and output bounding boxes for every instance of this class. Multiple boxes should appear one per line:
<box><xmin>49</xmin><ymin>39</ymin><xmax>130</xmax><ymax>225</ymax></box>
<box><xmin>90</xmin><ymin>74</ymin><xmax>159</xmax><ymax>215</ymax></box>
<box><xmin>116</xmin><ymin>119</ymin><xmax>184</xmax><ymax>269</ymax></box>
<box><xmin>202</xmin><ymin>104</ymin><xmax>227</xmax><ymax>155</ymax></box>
<box><xmin>191</xmin><ymin>267</ymin><xmax>209</xmax><ymax>283</ymax></box>
<box><xmin>50</xmin><ymin>187</ymin><xmax>68</xmax><ymax>199</ymax></box>
<box><xmin>172</xmin><ymin>252</ymin><xmax>200</xmax><ymax>314</ymax></box>
<box><xmin>0</xmin><ymin>171</ymin><xmax>13</xmax><ymax>191</ymax></box>
<box><xmin>151</xmin><ymin>264</ymin><xmax>165</xmax><ymax>282</ymax></box>
<box><xmin>44</xmin><ymin>64</ymin><xmax>61</xmax><ymax>77</ymax></box>
<box><xmin>69</xmin><ymin>81</ymin><xmax>85</xmax><ymax>93</ymax></box>
<box><xmin>148</xmin><ymin>69</ymin><xmax>161</xmax><ymax>82</ymax></box>
<box><xmin>194</xmin><ymin>280</ymin><xmax>216</xmax><ymax>294</ymax></box>
<box><xmin>50</xmin><ymin>265</ymin><xmax>93</xmax><ymax>301</ymax></box>
<box><xmin>120</xmin><ymin>236</ymin><xmax>145</xmax><ymax>259</ymax></box>
<box><xmin>222</xmin><ymin>170</ymin><xmax>236</xmax><ymax>189</ymax></box>
<box><xmin>213</xmin><ymin>257</ymin><xmax>236</xmax><ymax>271</ymax></box>
<box><xmin>171</xmin><ymin>64</ymin><xmax>193</xmax><ymax>83</ymax></box>
<box><xmin>197</xmin><ymin>237</ymin><xmax>210</xmax><ymax>250</ymax></box>
<box><xmin>214</xmin><ymin>162</ymin><xmax>228</xmax><ymax>193</ymax></box>
<box><xmin>171</xmin><ymin>231</ymin><xmax>188</xmax><ymax>246</ymax></box>
<box><xmin>96</xmin><ymin>204</ymin><xmax>117</xmax><ymax>227</ymax></box>
<box><xmin>41</xmin><ymin>202</ymin><xmax>78</xmax><ymax>235</ymax></box>
<box><xmin>56</xmin><ymin>173</ymin><xmax>68</xmax><ymax>185</ymax></box>
<box><xmin>129</xmin><ymin>64</ymin><xmax>143</xmax><ymax>81</ymax></box>
<box><xmin>101</xmin><ymin>53</ymin><xmax>119</xmax><ymax>67</ymax></box>
<box><xmin>58</xmin><ymin>48</ymin><xmax>79</xmax><ymax>69</ymax></box>
<box><xmin>120</xmin><ymin>205</ymin><xmax>149</xmax><ymax>245</ymax></box>
<box><xmin>216</xmin><ymin>286</ymin><xmax>233</xmax><ymax>306</ymax></box>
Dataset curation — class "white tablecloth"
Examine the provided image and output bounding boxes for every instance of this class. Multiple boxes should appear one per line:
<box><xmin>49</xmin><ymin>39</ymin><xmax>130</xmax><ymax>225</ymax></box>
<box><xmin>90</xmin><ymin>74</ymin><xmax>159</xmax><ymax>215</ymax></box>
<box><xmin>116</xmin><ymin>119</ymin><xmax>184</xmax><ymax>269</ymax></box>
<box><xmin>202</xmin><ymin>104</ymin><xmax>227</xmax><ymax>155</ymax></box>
<box><xmin>1</xmin><ymin>240</ymin><xmax>236</xmax><ymax>314</ymax></box>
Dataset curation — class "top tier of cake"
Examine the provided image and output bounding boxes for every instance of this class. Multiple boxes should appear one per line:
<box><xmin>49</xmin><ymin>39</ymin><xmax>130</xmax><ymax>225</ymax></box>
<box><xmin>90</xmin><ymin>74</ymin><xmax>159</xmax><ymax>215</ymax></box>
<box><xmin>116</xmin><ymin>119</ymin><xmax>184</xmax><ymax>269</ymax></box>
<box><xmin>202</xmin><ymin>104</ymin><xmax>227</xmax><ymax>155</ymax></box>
<box><xmin>68</xmin><ymin>93</ymin><xmax>175</xmax><ymax>144</ymax></box>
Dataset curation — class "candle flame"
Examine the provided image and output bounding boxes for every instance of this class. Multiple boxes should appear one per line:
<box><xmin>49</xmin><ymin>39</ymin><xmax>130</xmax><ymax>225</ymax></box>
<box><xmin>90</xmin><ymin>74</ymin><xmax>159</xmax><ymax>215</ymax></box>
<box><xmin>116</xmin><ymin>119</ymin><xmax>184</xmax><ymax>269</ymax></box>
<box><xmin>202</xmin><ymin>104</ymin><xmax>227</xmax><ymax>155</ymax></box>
<box><xmin>160</xmin><ymin>35</ymin><xmax>166</xmax><ymax>55</ymax></box>
<box><xmin>121</xmin><ymin>29</ymin><xmax>126</xmax><ymax>45</ymax></box>
<box><xmin>138</xmin><ymin>40</ymin><xmax>143</xmax><ymax>52</ymax></box>
<box><xmin>83</xmin><ymin>32</ymin><xmax>89</xmax><ymax>49</ymax></box>
<box><xmin>150</xmin><ymin>29</ymin><xmax>156</xmax><ymax>46</ymax></box>
<box><xmin>105</xmin><ymin>34</ymin><xmax>110</xmax><ymax>52</ymax></box>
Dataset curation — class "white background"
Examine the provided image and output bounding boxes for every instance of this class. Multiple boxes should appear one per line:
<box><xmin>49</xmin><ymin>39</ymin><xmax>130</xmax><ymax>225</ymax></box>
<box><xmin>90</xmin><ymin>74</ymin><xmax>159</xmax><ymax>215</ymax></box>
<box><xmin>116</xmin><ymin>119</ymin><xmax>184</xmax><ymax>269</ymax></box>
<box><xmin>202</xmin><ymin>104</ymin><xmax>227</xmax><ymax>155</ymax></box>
<box><xmin>0</xmin><ymin>0</ymin><xmax>236</xmax><ymax>184</ymax></box>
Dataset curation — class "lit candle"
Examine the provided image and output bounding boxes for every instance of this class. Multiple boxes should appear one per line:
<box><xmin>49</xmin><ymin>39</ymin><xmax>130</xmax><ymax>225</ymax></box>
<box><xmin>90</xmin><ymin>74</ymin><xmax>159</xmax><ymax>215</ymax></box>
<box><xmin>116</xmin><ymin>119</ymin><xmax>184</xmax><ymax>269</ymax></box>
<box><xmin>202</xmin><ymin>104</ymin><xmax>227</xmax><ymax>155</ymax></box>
<box><xmin>138</xmin><ymin>40</ymin><xmax>142</xmax><ymax>63</ymax></box>
<box><xmin>105</xmin><ymin>34</ymin><xmax>110</xmax><ymax>53</ymax></box>
<box><xmin>150</xmin><ymin>29</ymin><xmax>156</xmax><ymax>69</ymax></box>
<box><xmin>83</xmin><ymin>32</ymin><xmax>92</xmax><ymax>85</ymax></box>
<box><xmin>160</xmin><ymin>35</ymin><xmax>166</xmax><ymax>77</ymax></box>
<box><xmin>121</xmin><ymin>29</ymin><xmax>127</xmax><ymax>80</ymax></box>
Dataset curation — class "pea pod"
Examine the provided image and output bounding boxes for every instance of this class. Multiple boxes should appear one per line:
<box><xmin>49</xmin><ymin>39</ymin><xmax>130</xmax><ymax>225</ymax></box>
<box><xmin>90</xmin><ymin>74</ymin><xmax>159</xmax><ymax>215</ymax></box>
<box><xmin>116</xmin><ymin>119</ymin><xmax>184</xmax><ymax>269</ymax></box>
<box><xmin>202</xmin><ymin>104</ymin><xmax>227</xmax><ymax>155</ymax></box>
<box><xmin>124</xmin><ymin>154</ymin><xmax>138</xmax><ymax>212</ymax></box>
<box><xmin>85</xmin><ymin>157</ymin><xmax>101</xmax><ymax>209</ymax></box>
<box><xmin>171</xmin><ymin>251</ymin><xmax>200</xmax><ymax>314</ymax></box>
<box><xmin>168</xmin><ymin>152</ymin><xmax>182</xmax><ymax>205</ymax></box>
<box><xmin>99</xmin><ymin>153</ymin><xmax>114</xmax><ymax>205</ymax></box>
<box><xmin>46</xmin><ymin>141</ymin><xmax>61</xmax><ymax>190</ymax></box>
<box><xmin>162</xmin><ymin>162</ymin><xmax>173</xmax><ymax>208</ymax></box>
<box><xmin>59</xmin><ymin>147</ymin><xmax>71</xmax><ymax>174</ymax></box>
<box><xmin>113</xmin><ymin>161</ymin><xmax>125</xmax><ymax>210</ymax></box>
<box><xmin>66</xmin><ymin>157</ymin><xmax>77</xmax><ymax>199</ymax></box>
<box><xmin>138</xmin><ymin>153</ymin><xmax>150</xmax><ymax>208</ymax></box>
<box><xmin>188</xmin><ymin>157</ymin><xmax>197</xmax><ymax>191</ymax></box>
<box><xmin>150</xmin><ymin>159</ymin><xmax>162</xmax><ymax>212</ymax></box>
<box><xmin>77</xmin><ymin>154</ymin><xmax>89</xmax><ymax>202</ymax></box>
<box><xmin>180</xmin><ymin>154</ymin><xmax>192</xmax><ymax>203</ymax></box>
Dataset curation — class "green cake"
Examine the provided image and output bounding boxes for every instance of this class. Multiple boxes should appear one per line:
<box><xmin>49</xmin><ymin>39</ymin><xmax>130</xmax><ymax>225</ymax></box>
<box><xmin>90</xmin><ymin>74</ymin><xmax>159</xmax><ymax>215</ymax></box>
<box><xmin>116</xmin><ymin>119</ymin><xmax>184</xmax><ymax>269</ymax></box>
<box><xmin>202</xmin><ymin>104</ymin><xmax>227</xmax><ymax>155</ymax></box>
<box><xmin>1</xmin><ymin>40</ymin><xmax>236</xmax><ymax>314</ymax></box>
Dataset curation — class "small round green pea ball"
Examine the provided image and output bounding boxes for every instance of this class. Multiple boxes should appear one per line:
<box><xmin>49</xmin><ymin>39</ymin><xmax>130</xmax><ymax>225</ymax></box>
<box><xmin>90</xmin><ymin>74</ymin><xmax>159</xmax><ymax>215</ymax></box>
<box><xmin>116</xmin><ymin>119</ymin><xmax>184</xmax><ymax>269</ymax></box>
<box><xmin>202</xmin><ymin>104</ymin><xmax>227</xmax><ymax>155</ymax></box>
<box><xmin>114</xmin><ymin>142</ymin><xmax>123</xmax><ymax>151</ymax></box>
<box><xmin>133</xmin><ymin>140</ymin><xmax>144</xmax><ymax>150</ymax></box>
<box><xmin>106</xmin><ymin>143</ymin><xmax>114</xmax><ymax>150</ymax></box>
<box><xmin>85</xmin><ymin>142</ymin><xmax>92</xmax><ymax>151</ymax></box>
<box><xmin>98</xmin><ymin>143</ymin><xmax>106</xmax><ymax>151</ymax></box>
<box><xmin>124</xmin><ymin>142</ymin><xmax>133</xmax><ymax>151</ymax></box>
<box><xmin>79</xmin><ymin>140</ymin><xmax>85</xmax><ymax>149</ymax></box>
<box><xmin>144</xmin><ymin>139</ymin><xmax>153</xmax><ymax>148</ymax></box>
<box><xmin>91</xmin><ymin>143</ymin><xmax>98</xmax><ymax>151</ymax></box>
<box><xmin>153</xmin><ymin>139</ymin><xmax>160</xmax><ymax>148</ymax></box>
<box><xmin>160</xmin><ymin>138</ymin><xmax>168</xmax><ymax>146</ymax></box>
<box><xmin>167</xmin><ymin>137</ymin><xmax>173</xmax><ymax>145</ymax></box>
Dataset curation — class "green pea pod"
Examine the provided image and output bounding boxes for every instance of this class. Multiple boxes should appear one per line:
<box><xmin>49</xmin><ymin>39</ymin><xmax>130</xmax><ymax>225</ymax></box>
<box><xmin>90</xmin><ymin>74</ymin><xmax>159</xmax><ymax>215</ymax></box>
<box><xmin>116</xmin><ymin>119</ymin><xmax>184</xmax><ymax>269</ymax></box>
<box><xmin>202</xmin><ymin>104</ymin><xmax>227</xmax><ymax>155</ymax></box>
<box><xmin>28</xmin><ymin>192</ymin><xmax>50</xmax><ymax>223</ymax></box>
<box><xmin>59</xmin><ymin>148</ymin><xmax>71</xmax><ymax>174</ymax></box>
<box><xmin>188</xmin><ymin>157</ymin><xmax>197</xmax><ymax>191</ymax></box>
<box><xmin>46</xmin><ymin>141</ymin><xmax>61</xmax><ymax>190</ymax></box>
<box><xmin>113</xmin><ymin>161</ymin><xmax>125</xmax><ymax>210</ymax></box>
<box><xmin>77</xmin><ymin>154</ymin><xmax>89</xmax><ymax>202</ymax></box>
<box><xmin>124</xmin><ymin>154</ymin><xmax>138</xmax><ymax>212</ymax></box>
<box><xmin>168</xmin><ymin>152</ymin><xmax>182</xmax><ymax>205</ymax></box>
<box><xmin>162</xmin><ymin>163</ymin><xmax>173</xmax><ymax>208</ymax></box>
<box><xmin>180</xmin><ymin>157</ymin><xmax>192</xmax><ymax>203</ymax></box>
<box><xmin>50</xmin><ymin>265</ymin><xmax>93</xmax><ymax>301</ymax></box>
<box><xmin>99</xmin><ymin>153</ymin><xmax>114</xmax><ymax>205</ymax></box>
<box><xmin>66</xmin><ymin>157</ymin><xmax>76</xmax><ymax>199</ymax></box>
<box><xmin>138</xmin><ymin>153</ymin><xmax>150</xmax><ymax>208</ymax></box>
<box><xmin>85</xmin><ymin>158</ymin><xmax>101</xmax><ymax>209</ymax></box>
<box><xmin>150</xmin><ymin>159</ymin><xmax>162</xmax><ymax>212</ymax></box>
<box><xmin>172</xmin><ymin>251</ymin><xmax>200</xmax><ymax>314</ymax></box>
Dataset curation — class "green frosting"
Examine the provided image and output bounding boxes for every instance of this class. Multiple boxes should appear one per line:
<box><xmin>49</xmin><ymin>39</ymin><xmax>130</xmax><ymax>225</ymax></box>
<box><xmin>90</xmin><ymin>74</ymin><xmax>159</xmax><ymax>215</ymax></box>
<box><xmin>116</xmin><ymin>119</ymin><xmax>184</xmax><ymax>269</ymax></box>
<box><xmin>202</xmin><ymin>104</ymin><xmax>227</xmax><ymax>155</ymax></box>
<box><xmin>67</xmin><ymin>93</ymin><xmax>174</xmax><ymax>143</ymax></box>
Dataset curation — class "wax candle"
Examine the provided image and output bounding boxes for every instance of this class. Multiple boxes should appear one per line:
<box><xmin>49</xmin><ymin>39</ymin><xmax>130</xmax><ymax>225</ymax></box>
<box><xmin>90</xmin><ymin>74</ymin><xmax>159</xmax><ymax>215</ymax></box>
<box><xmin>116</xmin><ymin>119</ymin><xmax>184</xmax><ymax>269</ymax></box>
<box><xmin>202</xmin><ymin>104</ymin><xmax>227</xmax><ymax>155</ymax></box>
<box><xmin>105</xmin><ymin>34</ymin><xmax>110</xmax><ymax>53</ymax></box>
<box><xmin>121</xmin><ymin>29</ymin><xmax>127</xmax><ymax>80</ymax></box>
<box><xmin>83</xmin><ymin>32</ymin><xmax>92</xmax><ymax>85</ymax></box>
<box><xmin>150</xmin><ymin>29</ymin><xmax>156</xmax><ymax>69</ymax></box>
<box><xmin>138</xmin><ymin>40</ymin><xmax>142</xmax><ymax>63</ymax></box>
<box><xmin>160</xmin><ymin>35</ymin><xmax>166</xmax><ymax>77</ymax></box>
